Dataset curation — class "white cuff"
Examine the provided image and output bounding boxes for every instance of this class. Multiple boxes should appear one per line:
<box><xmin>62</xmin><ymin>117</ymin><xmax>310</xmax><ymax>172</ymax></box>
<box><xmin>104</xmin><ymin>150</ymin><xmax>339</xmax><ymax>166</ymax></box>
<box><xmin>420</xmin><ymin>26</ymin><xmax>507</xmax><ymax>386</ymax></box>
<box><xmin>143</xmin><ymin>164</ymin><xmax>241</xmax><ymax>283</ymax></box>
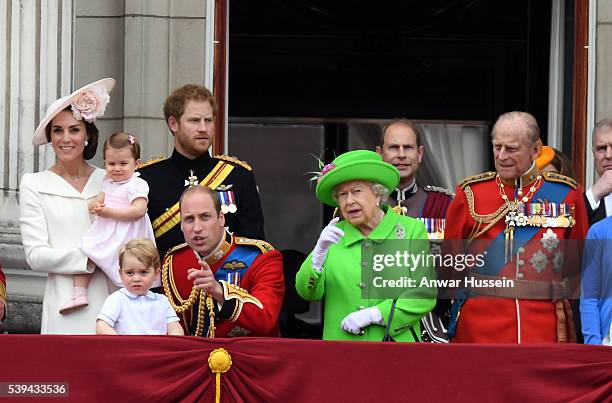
<box><xmin>311</xmin><ymin>247</ymin><xmax>326</xmax><ymax>272</ymax></box>
<box><xmin>585</xmin><ymin>188</ymin><xmax>600</xmax><ymax>211</ymax></box>
<box><xmin>370</xmin><ymin>307</ymin><xmax>385</xmax><ymax>326</ymax></box>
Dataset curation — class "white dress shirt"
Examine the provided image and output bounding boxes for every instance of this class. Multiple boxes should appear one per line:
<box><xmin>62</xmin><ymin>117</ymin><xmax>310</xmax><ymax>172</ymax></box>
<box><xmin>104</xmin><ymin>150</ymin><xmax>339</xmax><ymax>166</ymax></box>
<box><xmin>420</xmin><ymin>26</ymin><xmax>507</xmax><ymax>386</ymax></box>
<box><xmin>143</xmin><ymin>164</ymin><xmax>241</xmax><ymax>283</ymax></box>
<box><xmin>97</xmin><ymin>288</ymin><xmax>179</xmax><ymax>335</ymax></box>
<box><xmin>585</xmin><ymin>187</ymin><xmax>612</xmax><ymax>218</ymax></box>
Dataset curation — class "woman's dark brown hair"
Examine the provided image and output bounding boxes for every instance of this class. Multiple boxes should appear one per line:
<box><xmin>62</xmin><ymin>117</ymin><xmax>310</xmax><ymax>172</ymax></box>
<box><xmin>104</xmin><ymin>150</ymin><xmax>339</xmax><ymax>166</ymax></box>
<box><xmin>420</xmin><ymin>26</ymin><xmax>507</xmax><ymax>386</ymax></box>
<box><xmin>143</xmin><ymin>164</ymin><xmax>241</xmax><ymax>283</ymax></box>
<box><xmin>45</xmin><ymin>106</ymin><xmax>99</xmax><ymax>160</ymax></box>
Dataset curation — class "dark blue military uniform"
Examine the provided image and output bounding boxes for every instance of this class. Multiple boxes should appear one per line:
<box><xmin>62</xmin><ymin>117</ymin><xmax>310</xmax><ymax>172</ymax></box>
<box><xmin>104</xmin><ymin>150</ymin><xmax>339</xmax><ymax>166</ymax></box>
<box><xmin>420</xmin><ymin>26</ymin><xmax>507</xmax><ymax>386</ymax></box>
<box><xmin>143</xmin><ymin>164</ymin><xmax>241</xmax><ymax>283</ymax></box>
<box><xmin>139</xmin><ymin>149</ymin><xmax>265</xmax><ymax>258</ymax></box>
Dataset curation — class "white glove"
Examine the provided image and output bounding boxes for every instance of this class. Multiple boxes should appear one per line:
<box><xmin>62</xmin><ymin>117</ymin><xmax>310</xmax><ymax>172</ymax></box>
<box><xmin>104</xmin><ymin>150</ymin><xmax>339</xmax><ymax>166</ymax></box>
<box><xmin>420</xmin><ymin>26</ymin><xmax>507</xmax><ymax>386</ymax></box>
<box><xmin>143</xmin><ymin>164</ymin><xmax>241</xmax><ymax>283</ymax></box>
<box><xmin>311</xmin><ymin>217</ymin><xmax>344</xmax><ymax>272</ymax></box>
<box><xmin>341</xmin><ymin>307</ymin><xmax>384</xmax><ymax>335</ymax></box>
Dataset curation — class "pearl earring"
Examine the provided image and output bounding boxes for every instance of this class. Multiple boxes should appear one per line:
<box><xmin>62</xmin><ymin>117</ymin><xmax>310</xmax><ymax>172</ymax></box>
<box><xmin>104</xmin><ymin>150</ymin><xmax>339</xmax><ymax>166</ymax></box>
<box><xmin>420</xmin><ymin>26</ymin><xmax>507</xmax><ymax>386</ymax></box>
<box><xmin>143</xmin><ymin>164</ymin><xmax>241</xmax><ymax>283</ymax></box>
<box><xmin>84</xmin><ymin>140</ymin><xmax>89</xmax><ymax>146</ymax></box>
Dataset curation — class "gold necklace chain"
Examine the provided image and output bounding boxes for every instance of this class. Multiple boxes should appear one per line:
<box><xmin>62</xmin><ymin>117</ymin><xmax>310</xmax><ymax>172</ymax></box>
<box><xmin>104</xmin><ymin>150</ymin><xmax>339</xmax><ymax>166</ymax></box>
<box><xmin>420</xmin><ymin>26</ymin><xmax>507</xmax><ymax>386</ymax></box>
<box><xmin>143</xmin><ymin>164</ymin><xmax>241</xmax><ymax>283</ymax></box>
<box><xmin>495</xmin><ymin>173</ymin><xmax>542</xmax><ymax>263</ymax></box>
<box><xmin>495</xmin><ymin>174</ymin><xmax>542</xmax><ymax>207</ymax></box>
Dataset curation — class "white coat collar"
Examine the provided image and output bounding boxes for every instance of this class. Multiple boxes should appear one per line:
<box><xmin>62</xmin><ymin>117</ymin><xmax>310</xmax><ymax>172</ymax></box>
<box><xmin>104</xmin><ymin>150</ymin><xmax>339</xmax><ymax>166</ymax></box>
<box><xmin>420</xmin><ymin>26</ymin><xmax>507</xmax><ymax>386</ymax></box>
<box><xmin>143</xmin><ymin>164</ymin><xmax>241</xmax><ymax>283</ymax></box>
<box><xmin>36</xmin><ymin>167</ymin><xmax>105</xmax><ymax>199</ymax></box>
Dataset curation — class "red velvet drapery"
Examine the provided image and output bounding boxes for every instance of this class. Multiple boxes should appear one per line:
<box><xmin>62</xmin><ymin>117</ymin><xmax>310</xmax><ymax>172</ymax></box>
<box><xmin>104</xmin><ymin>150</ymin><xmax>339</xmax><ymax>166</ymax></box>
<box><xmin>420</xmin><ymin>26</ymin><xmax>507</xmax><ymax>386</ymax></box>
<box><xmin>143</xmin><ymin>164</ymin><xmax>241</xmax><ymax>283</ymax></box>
<box><xmin>1</xmin><ymin>336</ymin><xmax>611</xmax><ymax>402</ymax></box>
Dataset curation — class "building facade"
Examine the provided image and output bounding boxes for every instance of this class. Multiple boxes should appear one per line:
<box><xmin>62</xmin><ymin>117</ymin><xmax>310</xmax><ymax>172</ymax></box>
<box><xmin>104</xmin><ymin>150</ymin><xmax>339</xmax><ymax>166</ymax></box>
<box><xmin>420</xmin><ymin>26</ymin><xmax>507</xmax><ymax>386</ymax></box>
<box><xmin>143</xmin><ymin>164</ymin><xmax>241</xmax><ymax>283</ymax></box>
<box><xmin>1</xmin><ymin>0</ymin><xmax>611</xmax><ymax>333</ymax></box>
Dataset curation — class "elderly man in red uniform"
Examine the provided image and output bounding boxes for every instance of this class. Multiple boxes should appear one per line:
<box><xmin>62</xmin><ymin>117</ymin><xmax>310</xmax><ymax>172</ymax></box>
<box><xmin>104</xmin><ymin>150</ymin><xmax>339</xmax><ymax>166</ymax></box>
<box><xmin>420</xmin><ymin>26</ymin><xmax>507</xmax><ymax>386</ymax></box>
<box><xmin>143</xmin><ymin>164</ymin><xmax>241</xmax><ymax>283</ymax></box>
<box><xmin>445</xmin><ymin>111</ymin><xmax>588</xmax><ymax>343</ymax></box>
<box><xmin>162</xmin><ymin>186</ymin><xmax>284</xmax><ymax>337</ymax></box>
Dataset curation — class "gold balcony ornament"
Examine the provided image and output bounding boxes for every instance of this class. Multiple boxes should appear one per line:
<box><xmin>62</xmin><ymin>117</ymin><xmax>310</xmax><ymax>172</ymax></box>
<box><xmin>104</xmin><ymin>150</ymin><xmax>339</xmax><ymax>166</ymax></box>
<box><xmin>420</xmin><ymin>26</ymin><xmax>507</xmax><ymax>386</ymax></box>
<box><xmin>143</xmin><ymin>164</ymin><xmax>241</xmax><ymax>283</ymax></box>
<box><xmin>208</xmin><ymin>348</ymin><xmax>232</xmax><ymax>403</ymax></box>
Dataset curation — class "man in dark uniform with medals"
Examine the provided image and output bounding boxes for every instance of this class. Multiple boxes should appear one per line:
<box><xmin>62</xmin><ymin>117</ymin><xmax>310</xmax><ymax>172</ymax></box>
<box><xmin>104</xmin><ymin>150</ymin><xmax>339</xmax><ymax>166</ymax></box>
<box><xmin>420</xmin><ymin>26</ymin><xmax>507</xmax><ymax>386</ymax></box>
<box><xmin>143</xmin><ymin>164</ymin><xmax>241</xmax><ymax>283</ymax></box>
<box><xmin>376</xmin><ymin>119</ymin><xmax>453</xmax><ymax>342</ymax></box>
<box><xmin>376</xmin><ymin>119</ymin><xmax>453</xmax><ymax>239</ymax></box>
<box><xmin>163</xmin><ymin>186</ymin><xmax>283</xmax><ymax>337</ymax></box>
<box><xmin>140</xmin><ymin>84</ymin><xmax>265</xmax><ymax>258</ymax></box>
<box><xmin>445</xmin><ymin>111</ymin><xmax>588</xmax><ymax>343</ymax></box>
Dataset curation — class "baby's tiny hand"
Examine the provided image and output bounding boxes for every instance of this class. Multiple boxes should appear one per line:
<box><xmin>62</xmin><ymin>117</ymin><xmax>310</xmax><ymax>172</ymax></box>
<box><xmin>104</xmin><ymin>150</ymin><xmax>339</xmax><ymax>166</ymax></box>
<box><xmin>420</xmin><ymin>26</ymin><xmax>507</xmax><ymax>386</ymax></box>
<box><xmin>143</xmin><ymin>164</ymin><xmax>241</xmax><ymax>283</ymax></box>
<box><xmin>93</xmin><ymin>203</ymin><xmax>107</xmax><ymax>216</ymax></box>
<box><xmin>88</xmin><ymin>200</ymin><xmax>98</xmax><ymax>213</ymax></box>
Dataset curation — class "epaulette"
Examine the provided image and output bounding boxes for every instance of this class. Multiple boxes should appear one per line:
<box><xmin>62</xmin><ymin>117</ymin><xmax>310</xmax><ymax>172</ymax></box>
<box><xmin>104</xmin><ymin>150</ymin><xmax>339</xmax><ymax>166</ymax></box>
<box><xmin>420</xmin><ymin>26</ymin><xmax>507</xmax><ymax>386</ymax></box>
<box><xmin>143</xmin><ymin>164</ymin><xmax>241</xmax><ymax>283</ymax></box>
<box><xmin>424</xmin><ymin>185</ymin><xmax>455</xmax><ymax>197</ymax></box>
<box><xmin>139</xmin><ymin>156</ymin><xmax>166</xmax><ymax>169</ymax></box>
<box><xmin>214</xmin><ymin>155</ymin><xmax>252</xmax><ymax>171</ymax></box>
<box><xmin>235</xmin><ymin>237</ymin><xmax>274</xmax><ymax>254</ymax></box>
<box><xmin>459</xmin><ymin>171</ymin><xmax>496</xmax><ymax>189</ymax></box>
<box><xmin>542</xmin><ymin>171</ymin><xmax>578</xmax><ymax>190</ymax></box>
<box><xmin>165</xmin><ymin>242</ymin><xmax>190</xmax><ymax>256</ymax></box>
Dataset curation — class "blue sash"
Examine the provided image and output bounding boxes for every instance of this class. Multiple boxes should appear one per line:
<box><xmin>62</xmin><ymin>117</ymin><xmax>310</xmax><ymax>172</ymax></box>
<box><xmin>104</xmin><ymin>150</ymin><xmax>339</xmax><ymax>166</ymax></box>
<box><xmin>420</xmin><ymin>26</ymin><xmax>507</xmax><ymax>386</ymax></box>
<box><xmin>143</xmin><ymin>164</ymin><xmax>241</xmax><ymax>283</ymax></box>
<box><xmin>214</xmin><ymin>246</ymin><xmax>258</xmax><ymax>287</ymax></box>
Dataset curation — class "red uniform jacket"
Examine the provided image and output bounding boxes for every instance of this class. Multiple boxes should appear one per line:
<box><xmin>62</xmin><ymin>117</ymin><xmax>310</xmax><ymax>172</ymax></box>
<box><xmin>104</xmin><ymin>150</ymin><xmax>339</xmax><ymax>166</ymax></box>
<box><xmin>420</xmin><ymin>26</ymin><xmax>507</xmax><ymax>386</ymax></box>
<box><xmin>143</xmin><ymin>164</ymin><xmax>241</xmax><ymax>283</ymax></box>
<box><xmin>0</xmin><ymin>265</ymin><xmax>6</xmax><ymax>320</ymax></box>
<box><xmin>162</xmin><ymin>234</ymin><xmax>284</xmax><ymax>337</ymax></box>
<box><xmin>444</xmin><ymin>168</ymin><xmax>588</xmax><ymax>343</ymax></box>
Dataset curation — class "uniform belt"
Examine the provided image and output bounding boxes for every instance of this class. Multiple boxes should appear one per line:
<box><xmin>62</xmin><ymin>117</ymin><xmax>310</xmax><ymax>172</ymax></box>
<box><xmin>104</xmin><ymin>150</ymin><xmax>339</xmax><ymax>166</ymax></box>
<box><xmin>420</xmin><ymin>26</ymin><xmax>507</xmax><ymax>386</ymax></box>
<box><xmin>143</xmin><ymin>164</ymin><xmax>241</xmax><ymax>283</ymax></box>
<box><xmin>469</xmin><ymin>273</ymin><xmax>570</xmax><ymax>300</ymax></box>
<box><xmin>468</xmin><ymin>273</ymin><xmax>577</xmax><ymax>342</ymax></box>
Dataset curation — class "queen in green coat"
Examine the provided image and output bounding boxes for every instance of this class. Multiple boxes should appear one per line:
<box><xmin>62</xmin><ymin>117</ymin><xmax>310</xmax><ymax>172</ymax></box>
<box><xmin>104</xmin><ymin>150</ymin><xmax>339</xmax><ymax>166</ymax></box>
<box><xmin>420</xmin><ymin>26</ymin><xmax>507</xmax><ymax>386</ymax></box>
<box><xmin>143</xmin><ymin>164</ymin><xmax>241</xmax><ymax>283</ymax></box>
<box><xmin>296</xmin><ymin>150</ymin><xmax>436</xmax><ymax>342</ymax></box>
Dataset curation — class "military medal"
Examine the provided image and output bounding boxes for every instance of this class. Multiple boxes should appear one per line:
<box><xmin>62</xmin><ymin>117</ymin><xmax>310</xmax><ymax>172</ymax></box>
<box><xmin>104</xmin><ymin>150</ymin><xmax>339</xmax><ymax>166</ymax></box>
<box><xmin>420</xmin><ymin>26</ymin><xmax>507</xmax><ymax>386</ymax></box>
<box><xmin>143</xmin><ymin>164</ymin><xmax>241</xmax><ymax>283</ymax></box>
<box><xmin>437</xmin><ymin>218</ymin><xmax>445</xmax><ymax>239</ymax></box>
<box><xmin>184</xmin><ymin>169</ymin><xmax>199</xmax><ymax>187</ymax></box>
<box><xmin>497</xmin><ymin>174</ymin><xmax>542</xmax><ymax>263</ymax></box>
<box><xmin>218</xmin><ymin>191</ymin><xmax>230</xmax><ymax>214</ymax></box>
<box><xmin>418</xmin><ymin>218</ymin><xmax>442</xmax><ymax>241</ymax></box>
<box><xmin>516</xmin><ymin>202</ymin><xmax>528</xmax><ymax>226</ymax></box>
<box><xmin>227</xmin><ymin>191</ymin><xmax>237</xmax><ymax>213</ymax></box>
<box><xmin>227</xmin><ymin>271</ymin><xmax>241</xmax><ymax>286</ymax></box>
<box><xmin>428</xmin><ymin>218</ymin><xmax>437</xmax><ymax>240</ymax></box>
<box><xmin>419</xmin><ymin>218</ymin><xmax>431</xmax><ymax>240</ymax></box>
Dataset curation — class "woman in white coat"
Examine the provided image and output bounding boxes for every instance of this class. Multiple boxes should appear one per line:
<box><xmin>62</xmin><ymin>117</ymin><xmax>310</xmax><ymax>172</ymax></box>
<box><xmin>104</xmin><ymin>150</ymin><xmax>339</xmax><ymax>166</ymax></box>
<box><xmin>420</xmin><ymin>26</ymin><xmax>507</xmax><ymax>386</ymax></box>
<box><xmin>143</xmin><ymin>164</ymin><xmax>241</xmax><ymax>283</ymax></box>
<box><xmin>20</xmin><ymin>78</ymin><xmax>115</xmax><ymax>334</ymax></box>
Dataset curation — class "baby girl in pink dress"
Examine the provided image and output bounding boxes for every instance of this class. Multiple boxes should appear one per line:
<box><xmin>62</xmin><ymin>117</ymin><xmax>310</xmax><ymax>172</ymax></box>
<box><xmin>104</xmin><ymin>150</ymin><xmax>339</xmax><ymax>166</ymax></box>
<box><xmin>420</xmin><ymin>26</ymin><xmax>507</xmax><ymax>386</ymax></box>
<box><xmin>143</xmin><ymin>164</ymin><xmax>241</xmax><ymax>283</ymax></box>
<box><xmin>60</xmin><ymin>132</ymin><xmax>156</xmax><ymax>314</ymax></box>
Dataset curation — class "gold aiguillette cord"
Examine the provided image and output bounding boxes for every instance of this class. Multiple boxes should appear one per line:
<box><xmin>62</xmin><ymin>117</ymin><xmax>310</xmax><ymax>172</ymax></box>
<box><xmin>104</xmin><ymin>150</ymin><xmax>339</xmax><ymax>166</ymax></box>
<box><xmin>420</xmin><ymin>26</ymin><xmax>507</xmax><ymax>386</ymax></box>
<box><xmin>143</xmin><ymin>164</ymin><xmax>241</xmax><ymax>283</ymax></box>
<box><xmin>504</xmin><ymin>226</ymin><xmax>514</xmax><ymax>263</ymax></box>
<box><xmin>192</xmin><ymin>248</ymin><xmax>217</xmax><ymax>338</ymax></box>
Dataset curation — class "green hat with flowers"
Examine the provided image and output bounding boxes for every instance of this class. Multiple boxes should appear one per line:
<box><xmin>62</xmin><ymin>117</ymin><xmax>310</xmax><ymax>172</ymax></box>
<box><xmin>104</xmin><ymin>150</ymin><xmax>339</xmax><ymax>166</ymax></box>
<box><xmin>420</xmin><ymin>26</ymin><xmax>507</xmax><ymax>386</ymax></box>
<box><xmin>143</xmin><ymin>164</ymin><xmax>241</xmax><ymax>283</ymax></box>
<box><xmin>314</xmin><ymin>150</ymin><xmax>400</xmax><ymax>207</ymax></box>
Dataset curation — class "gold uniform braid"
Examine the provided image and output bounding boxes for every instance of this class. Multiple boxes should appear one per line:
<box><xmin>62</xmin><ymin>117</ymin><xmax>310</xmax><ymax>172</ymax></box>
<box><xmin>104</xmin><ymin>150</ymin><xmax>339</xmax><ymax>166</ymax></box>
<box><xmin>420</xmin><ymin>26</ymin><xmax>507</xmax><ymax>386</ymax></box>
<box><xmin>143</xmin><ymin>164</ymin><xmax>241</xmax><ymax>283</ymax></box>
<box><xmin>464</xmin><ymin>185</ymin><xmax>509</xmax><ymax>241</ymax></box>
<box><xmin>162</xmin><ymin>255</ymin><xmax>199</xmax><ymax>312</ymax></box>
<box><xmin>162</xmin><ymin>254</ymin><xmax>217</xmax><ymax>337</ymax></box>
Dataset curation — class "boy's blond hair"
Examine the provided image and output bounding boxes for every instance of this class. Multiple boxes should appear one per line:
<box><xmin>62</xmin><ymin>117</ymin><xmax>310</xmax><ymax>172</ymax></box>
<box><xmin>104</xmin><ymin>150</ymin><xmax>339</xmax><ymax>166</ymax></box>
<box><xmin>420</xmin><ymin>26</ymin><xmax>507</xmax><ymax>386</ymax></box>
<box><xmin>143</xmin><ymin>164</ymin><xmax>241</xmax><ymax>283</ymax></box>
<box><xmin>119</xmin><ymin>239</ymin><xmax>160</xmax><ymax>269</ymax></box>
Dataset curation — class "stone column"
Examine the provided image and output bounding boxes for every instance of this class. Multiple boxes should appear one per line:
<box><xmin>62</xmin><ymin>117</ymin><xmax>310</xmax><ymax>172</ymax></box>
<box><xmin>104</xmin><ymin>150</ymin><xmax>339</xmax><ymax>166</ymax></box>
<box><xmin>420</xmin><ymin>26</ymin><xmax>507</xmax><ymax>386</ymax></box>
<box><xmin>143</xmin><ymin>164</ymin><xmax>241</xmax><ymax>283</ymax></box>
<box><xmin>596</xmin><ymin>2</ymin><xmax>612</xmax><ymax>122</ymax></box>
<box><xmin>75</xmin><ymin>0</ymin><xmax>211</xmax><ymax>167</ymax></box>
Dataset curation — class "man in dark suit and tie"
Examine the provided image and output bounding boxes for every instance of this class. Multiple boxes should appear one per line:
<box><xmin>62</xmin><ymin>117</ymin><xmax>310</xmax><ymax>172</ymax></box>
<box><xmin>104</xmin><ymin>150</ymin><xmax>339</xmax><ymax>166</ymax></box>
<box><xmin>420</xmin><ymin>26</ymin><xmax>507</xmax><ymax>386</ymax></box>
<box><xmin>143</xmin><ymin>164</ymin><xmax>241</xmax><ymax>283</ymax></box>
<box><xmin>585</xmin><ymin>119</ymin><xmax>612</xmax><ymax>226</ymax></box>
